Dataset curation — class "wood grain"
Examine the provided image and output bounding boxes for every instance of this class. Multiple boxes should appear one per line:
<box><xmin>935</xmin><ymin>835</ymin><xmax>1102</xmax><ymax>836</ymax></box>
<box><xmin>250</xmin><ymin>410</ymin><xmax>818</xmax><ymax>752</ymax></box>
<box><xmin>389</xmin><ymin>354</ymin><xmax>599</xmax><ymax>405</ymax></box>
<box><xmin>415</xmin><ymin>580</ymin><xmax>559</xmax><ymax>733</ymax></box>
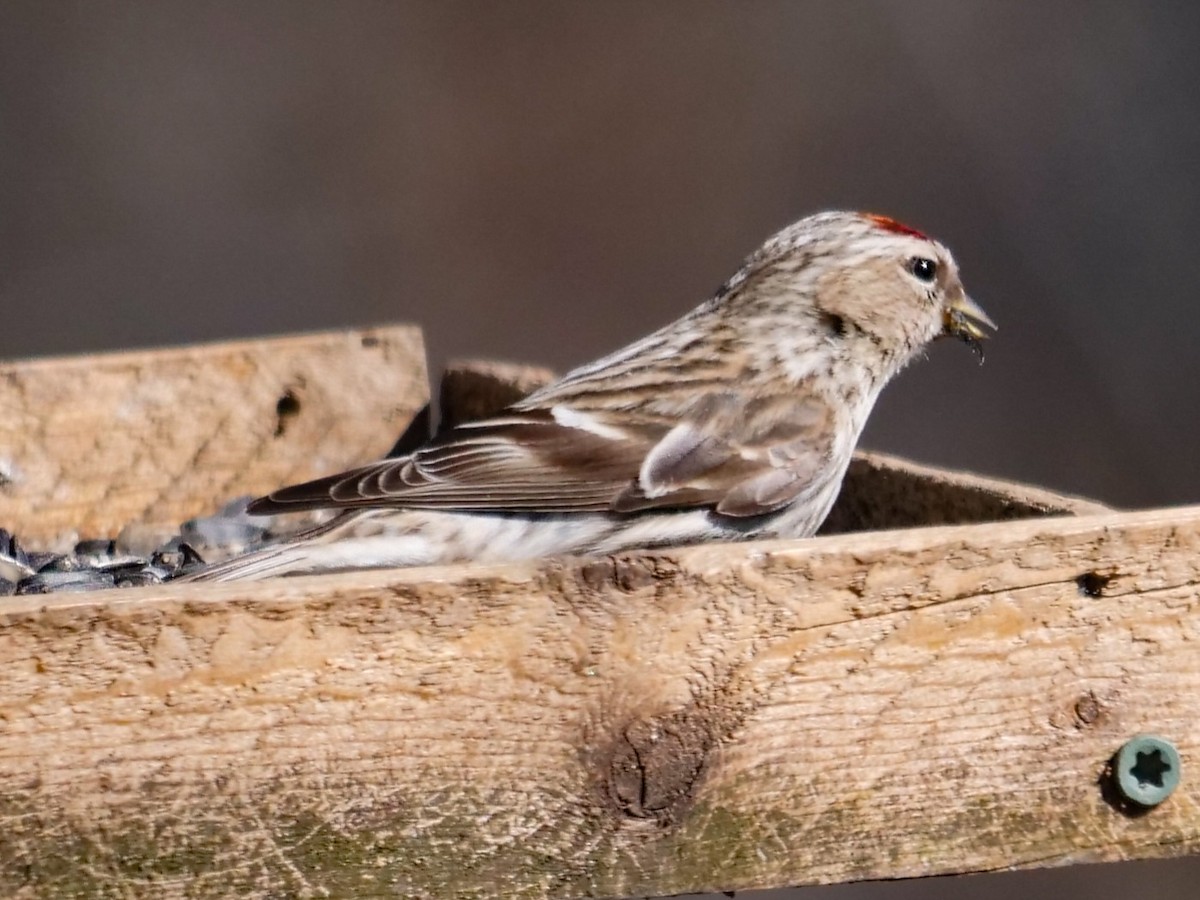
<box><xmin>1</xmin><ymin>506</ymin><xmax>1197</xmax><ymax>898</ymax></box>
<box><xmin>0</xmin><ymin>327</ymin><xmax>427</xmax><ymax>550</ymax></box>
<box><xmin>820</xmin><ymin>449</ymin><xmax>1109</xmax><ymax>532</ymax></box>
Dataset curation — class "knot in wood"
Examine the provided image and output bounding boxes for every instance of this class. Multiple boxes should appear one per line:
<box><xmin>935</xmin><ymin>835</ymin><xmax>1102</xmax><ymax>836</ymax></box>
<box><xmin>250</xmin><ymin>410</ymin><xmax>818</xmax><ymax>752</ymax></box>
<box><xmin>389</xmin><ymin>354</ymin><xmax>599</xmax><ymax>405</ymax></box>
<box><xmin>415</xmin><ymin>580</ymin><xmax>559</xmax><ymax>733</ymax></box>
<box><xmin>579</xmin><ymin>555</ymin><xmax>671</xmax><ymax>593</ymax></box>
<box><xmin>603</xmin><ymin>712</ymin><xmax>712</xmax><ymax>822</ymax></box>
<box><xmin>1076</xmin><ymin>570</ymin><xmax>1113</xmax><ymax>598</ymax></box>
<box><xmin>1074</xmin><ymin>691</ymin><xmax>1103</xmax><ymax>727</ymax></box>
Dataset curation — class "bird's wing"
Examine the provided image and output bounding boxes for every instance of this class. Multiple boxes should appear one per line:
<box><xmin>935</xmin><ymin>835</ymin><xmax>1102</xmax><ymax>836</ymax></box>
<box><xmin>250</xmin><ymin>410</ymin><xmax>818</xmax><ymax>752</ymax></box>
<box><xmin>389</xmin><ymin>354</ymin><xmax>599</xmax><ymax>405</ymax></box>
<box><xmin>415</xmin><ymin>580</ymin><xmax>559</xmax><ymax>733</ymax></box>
<box><xmin>248</xmin><ymin>407</ymin><xmax>662</xmax><ymax>514</ymax></box>
<box><xmin>612</xmin><ymin>392</ymin><xmax>836</xmax><ymax>517</ymax></box>
<box><xmin>248</xmin><ymin>394</ymin><xmax>835</xmax><ymax>518</ymax></box>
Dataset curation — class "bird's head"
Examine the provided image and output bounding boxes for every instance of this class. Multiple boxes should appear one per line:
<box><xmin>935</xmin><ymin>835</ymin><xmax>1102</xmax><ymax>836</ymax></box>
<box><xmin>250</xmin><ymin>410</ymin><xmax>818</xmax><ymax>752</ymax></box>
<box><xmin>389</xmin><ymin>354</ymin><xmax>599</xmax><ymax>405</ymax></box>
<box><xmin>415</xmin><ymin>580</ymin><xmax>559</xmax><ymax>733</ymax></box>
<box><xmin>863</xmin><ymin>212</ymin><xmax>994</xmax><ymax>358</ymax></box>
<box><xmin>729</xmin><ymin>211</ymin><xmax>996</xmax><ymax>383</ymax></box>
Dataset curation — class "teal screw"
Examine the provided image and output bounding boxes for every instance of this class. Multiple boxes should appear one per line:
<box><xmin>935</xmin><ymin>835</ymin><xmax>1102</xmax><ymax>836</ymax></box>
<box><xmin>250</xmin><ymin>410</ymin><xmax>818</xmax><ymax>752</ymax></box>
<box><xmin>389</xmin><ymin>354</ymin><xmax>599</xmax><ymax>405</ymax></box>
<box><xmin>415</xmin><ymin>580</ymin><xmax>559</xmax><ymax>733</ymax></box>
<box><xmin>1114</xmin><ymin>735</ymin><xmax>1181</xmax><ymax>807</ymax></box>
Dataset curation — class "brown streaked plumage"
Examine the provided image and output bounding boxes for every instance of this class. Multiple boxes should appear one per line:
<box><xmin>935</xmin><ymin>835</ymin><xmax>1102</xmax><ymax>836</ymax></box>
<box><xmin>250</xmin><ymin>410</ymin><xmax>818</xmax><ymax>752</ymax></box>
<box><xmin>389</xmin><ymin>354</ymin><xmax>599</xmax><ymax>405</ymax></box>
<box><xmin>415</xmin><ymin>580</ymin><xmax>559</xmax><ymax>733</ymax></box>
<box><xmin>184</xmin><ymin>210</ymin><xmax>994</xmax><ymax>582</ymax></box>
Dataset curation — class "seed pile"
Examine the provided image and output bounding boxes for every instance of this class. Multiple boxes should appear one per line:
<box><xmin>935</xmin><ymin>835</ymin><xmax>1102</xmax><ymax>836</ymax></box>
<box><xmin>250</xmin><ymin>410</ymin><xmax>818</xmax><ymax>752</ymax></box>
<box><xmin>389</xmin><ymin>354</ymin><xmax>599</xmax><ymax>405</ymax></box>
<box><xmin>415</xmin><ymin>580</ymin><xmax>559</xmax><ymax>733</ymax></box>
<box><xmin>0</xmin><ymin>498</ymin><xmax>271</xmax><ymax>596</ymax></box>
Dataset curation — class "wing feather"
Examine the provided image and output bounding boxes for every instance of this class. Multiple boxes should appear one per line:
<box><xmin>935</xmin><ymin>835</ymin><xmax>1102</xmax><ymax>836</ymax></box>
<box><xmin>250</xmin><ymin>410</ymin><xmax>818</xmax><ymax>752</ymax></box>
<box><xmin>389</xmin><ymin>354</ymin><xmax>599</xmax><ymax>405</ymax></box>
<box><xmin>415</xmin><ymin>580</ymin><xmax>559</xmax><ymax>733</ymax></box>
<box><xmin>248</xmin><ymin>392</ymin><xmax>837</xmax><ymax>519</ymax></box>
<box><xmin>613</xmin><ymin>393</ymin><xmax>835</xmax><ymax>517</ymax></box>
<box><xmin>249</xmin><ymin>408</ymin><xmax>660</xmax><ymax>514</ymax></box>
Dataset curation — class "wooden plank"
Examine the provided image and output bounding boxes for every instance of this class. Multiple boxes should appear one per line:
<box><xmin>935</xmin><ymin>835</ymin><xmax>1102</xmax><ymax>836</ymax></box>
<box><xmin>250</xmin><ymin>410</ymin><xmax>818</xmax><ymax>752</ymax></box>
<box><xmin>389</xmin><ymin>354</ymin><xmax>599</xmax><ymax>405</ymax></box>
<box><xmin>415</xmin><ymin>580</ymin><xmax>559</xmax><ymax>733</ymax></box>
<box><xmin>0</xmin><ymin>327</ymin><xmax>427</xmax><ymax>551</ymax></box>
<box><xmin>1</xmin><ymin>505</ymin><xmax>1197</xmax><ymax>898</ymax></box>
<box><xmin>820</xmin><ymin>449</ymin><xmax>1110</xmax><ymax>532</ymax></box>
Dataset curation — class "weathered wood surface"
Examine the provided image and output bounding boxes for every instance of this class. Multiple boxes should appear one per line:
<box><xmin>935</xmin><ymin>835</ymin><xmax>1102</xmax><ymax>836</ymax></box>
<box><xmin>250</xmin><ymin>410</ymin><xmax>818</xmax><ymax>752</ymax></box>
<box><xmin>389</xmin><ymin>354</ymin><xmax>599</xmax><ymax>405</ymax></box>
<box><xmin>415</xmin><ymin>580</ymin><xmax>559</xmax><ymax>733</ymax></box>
<box><xmin>820</xmin><ymin>449</ymin><xmax>1109</xmax><ymax>533</ymax></box>
<box><xmin>0</xmin><ymin>327</ymin><xmax>427</xmax><ymax>551</ymax></box>
<box><xmin>2</xmin><ymin>505</ymin><xmax>1197</xmax><ymax>899</ymax></box>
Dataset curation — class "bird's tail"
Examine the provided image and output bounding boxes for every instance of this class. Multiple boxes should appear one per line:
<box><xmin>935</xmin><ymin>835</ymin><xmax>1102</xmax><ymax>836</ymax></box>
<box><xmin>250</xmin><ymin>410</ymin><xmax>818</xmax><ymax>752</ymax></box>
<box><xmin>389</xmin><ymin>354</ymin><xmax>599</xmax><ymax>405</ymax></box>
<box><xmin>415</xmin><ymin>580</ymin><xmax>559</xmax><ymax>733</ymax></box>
<box><xmin>175</xmin><ymin>517</ymin><xmax>345</xmax><ymax>583</ymax></box>
<box><xmin>175</xmin><ymin>511</ymin><xmax>441</xmax><ymax>583</ymax></box>
<box><xmin>177</xmin><ymin>545</ymin><xmax>306</xmax><ymax>582</ymax></box>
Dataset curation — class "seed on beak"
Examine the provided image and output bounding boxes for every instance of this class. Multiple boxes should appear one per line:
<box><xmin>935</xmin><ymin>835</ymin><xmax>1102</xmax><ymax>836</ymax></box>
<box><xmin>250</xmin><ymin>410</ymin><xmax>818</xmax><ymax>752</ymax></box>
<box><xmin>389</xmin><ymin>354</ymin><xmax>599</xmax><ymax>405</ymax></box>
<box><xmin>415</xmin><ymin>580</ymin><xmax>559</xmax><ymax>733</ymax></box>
<box><xmin>943</xmin><ymin>296</ymin><xmax>996</xmax><ymax>362</ymax></box>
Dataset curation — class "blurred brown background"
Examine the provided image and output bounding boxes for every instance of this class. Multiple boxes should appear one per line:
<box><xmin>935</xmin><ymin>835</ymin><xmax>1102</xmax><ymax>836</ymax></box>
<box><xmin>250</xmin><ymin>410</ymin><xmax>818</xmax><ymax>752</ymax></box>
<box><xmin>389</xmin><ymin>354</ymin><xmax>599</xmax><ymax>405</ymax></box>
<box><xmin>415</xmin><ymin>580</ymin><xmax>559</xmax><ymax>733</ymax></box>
<box><xmin>2</xmin><ymin>2</ymin><xmax>1197</xmax><ymax>897</ymax></box>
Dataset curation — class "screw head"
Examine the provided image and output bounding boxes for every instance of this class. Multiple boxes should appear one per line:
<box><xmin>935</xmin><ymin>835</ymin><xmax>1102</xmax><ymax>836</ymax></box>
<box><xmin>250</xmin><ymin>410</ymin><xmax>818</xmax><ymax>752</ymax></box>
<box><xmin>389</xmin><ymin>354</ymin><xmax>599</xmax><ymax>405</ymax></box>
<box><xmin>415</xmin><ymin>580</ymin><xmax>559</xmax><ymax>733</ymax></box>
<box><xmin>1114</xmin><ymin>734</ymin><xmax>1181</xmax><ymax>807</ymax></box>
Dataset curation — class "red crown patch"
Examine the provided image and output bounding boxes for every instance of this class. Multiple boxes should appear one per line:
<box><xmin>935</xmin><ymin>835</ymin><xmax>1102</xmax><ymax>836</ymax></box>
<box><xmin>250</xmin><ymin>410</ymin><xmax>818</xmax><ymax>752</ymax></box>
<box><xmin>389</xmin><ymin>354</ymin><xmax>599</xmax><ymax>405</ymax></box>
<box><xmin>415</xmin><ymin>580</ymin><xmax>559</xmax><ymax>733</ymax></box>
<box><xmin>862</xmin><ymin>213</ymin><xmax>929</xmax><ymax>241</ymax></box>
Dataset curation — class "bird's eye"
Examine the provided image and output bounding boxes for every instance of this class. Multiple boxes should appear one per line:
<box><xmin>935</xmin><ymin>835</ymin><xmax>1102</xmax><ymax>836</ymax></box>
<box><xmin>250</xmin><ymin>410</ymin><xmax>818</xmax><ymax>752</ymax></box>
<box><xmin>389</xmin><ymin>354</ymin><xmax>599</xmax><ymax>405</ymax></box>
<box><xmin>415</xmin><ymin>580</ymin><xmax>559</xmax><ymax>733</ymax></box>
<box><xmin>909</xmin><ymin>257</ymin><xmax>938</xmax><ymax>283</ymax></box>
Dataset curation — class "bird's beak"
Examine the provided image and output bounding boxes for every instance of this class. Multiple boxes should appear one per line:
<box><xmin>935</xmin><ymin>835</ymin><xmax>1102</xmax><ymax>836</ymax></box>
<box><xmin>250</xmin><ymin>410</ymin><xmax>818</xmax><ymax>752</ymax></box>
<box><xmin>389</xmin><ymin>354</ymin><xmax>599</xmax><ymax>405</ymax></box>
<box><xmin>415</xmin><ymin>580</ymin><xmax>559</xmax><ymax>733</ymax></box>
<box><xmin>943</xmin><ymin>294</ymin><xmax>997</xmax><ymax>362</ymax></box>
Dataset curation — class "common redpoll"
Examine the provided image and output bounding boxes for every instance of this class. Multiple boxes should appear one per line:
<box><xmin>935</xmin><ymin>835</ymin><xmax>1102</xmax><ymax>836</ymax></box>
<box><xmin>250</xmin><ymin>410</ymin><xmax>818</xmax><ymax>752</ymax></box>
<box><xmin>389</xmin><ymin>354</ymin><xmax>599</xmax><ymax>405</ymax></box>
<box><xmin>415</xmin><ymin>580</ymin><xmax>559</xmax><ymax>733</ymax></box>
<box><xmin>186</xmin><ymin>210</ymin><xmax>994</xmax><ymax>582</ymax></box>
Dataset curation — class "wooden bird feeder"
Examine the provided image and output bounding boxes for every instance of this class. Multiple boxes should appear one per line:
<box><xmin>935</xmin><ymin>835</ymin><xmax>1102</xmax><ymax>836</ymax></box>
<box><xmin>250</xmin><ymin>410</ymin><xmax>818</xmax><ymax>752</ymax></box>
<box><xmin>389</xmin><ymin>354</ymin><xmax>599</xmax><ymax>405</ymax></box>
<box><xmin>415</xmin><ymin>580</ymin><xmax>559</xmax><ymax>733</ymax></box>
<box><xmin>1</xmin><ymin>326</ymin><xmax>1197</xmax><ymax>899</ymax></box>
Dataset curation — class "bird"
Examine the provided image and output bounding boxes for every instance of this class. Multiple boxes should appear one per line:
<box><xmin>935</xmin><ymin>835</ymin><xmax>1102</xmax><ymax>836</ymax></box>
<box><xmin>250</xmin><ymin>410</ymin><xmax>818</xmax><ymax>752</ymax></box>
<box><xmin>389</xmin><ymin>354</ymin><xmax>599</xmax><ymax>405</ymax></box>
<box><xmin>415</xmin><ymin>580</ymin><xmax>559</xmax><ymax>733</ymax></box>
<box><xmin>183</xmin><ymin>210</ymin><xmax>994</xmax><ymax>582</ymax></box>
